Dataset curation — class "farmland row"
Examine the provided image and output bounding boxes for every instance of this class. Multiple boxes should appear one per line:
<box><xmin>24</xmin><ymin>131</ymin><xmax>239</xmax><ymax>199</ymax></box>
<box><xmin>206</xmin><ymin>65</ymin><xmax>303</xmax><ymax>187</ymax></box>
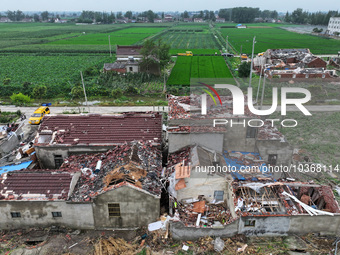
<box><xmin>167</xmin><ymin>56</ymin><xmax>233</xmax><ymax>85</ymax></box>
<box><xmin>220</xmin><ymin>27</ymin><xmax>340</xmax><ymax>54</ymax></box>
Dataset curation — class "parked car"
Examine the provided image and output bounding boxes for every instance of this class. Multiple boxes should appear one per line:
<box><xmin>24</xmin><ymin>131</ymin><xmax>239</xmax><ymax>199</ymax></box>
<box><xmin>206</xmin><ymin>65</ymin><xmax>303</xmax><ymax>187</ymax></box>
<box><xmin>29</xmin><ymin>104</ymin><xmax>51</xmax><ymax>125</ymax></box>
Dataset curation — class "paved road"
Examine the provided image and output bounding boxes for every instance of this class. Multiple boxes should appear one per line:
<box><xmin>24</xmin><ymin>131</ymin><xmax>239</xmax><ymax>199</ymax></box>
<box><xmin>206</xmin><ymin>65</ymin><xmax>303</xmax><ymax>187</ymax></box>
<box><xmin>1</xmin><ymin>105</ymin><xmax>340</xmax><ymax>116</ymax></box>
<box><xmin>0</xmin><ymin>105</ymin><xmax>168</xmax><ymax>116</ymax></box>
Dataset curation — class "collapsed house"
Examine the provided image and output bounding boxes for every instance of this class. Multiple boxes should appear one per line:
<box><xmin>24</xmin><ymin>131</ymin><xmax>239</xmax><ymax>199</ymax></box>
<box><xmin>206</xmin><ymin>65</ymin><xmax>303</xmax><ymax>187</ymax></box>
<box><xmin>167</xmin><ymin>95</ymin><xmax>293</xmax><ymax>166</ymax></box>
<box><xmin>253</xmin><ymin>49</ymin><xmax>338</xmax><ymax>80</ymax></box>
<box><xmin>165</xmin><ymin>145</ymin><xmax>340</xmax><ymax>240</ymax></box>
<box><xmin>165</xmin><ymin>94</ymin><xmax>340</xmax><ymax>239</ymax></box>
<box><xmin>34</xmin><ymin>113</ymin><xmax>162</xmax><ymax>168</ymax></box>
<box><xmin>0</xmin><ymin>141</ymin><xmax>162</xmax><ymax>230</ymax></box>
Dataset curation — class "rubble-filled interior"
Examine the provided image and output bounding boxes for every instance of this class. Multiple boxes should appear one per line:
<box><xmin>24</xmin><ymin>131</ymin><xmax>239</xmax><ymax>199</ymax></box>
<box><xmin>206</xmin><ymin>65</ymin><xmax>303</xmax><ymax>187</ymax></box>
<box><xmin>60</xmin><ymin>141</ymin><xmax>163</xmax><ymax>202</ymax></box>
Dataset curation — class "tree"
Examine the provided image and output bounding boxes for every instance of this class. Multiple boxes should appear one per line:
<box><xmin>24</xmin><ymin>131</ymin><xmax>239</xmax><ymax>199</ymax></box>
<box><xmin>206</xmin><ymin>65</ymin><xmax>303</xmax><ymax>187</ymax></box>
<box><xmin>124</xmin><ymin>11</ymin><xmax>133</xmax><ymax>19</ymax></box>
<box><xmin>232</xmin><ymin>7</ymin><xmax>260</xmax><ymax>23</ymax></box>
<box><xmin>116</xmin><ymin>12</ymin><xmax>123</xmax><ymax>19</ymax></box>
<box><xmin>218</xmin><ymin>9</ymin><xmax>231</xmax><ymax>21</ymax></box>
<box><xmin>139</xmin><ymin>39</ymin><xmax>170</xmax><ymax>75</ymax></box>
<box><xmin>33</xmin><ymin>13</ymin><xmax>40</xmax><ymax>22</ymax></box>
<box><xmin>238</xmin><ymin>62</ymin><xmax>251</xmax><ymax>78</ymax></box>
<box><xmin>15</xmin><ymin>10</ymin><xmax>25</xmax><ymax>21</ymax></box>
<box><xmin>32</xmin><ymin>84</ymin><xmax>47</xmax><ymax>99</ymax></box>
<box><xmin>284</xmin><ymin>12</ymin><xmax>291</xmax><ymax>22</ymax></box>
<box><xmin>183</xmin><ymin>11</ymin><xmax>189</xmax><ymax>19</ymax></box>
<box><xmin>145</xmin><ymin>10</ymin><xmax>155</xmax><ymax>22</ymax></box>
<box><xmin>41</xmin><ymin>11</ymin><xmax>49</xmax><ymax>21</ymax></box>
<box><xmin>209</xmin><ymin>11</ymin><xmax>216</xmax><ymax>21</ymax></box>
<box><xmin>6</xmin><ymin>11</ymin><xmax>15</xmax><ymax>21</ymax></box>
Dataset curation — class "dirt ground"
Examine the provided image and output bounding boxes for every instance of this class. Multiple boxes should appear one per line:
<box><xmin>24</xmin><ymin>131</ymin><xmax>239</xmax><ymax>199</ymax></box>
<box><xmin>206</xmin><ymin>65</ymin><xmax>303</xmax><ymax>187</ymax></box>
<box><xmin>1</xmin><ymin>227</ymin><xmax>339</xmax><ymax>255</ymax></box>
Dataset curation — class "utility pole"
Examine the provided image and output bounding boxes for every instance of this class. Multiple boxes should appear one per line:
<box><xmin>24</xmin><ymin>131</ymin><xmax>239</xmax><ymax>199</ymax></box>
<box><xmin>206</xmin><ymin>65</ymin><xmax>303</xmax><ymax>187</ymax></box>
<box><xmin>226</xmin><ymin>36</ymin><xmax>228</xmax><ymax>53</ymax></box>
<box><xmin>108</xmin><ymin>35</ymin><xmax>112</xmax><ymax>57</ymax></box>
<box><xmin>260</xmin><ymin>73</ymin><xmax>266</xmax><ymax>110</ymax></box>
<box><xmin>248</xmin><ymin>36</ymin><xmax>256</xmax><ymax>88</ymax></box>
<box><xmin>256</xmin><ymin>65</ymin><xmax>263</xmax><ymax>104</ymax></box>
<box><xmin>163</xmin><ymin>65</ymin><xmax>166</xmax><ymax>94</ymax></box>
<box><xmin>80</xmin><ymin>71</ymin><xmax>89</xmax><ymax>112</ymax></box>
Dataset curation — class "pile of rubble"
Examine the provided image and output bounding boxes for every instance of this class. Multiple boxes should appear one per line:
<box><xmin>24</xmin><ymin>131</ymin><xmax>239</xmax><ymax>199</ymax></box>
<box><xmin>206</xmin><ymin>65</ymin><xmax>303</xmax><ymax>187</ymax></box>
<box><xmin>94</xmin><ymin>237</ymin><xmax>136</xmax><ymax>255</ymax></box>
<box><xmin>168</xmin><ymin>95</ymin><xmax>191</xmax><ymax>120</ymax></box>
<box><xmin>257</xmin><ymin>121</ymin><xmax>286</xmax><ymax>141</ymax></box>
<box><xmin>59</xmin><ymin>141</ymin><xmax>162</xmax><ymax>202</ymax></box>
<box><xmin>173</xmin><ymin>198</ymin><xmax>238</xmax><ymax>228</ymax></box>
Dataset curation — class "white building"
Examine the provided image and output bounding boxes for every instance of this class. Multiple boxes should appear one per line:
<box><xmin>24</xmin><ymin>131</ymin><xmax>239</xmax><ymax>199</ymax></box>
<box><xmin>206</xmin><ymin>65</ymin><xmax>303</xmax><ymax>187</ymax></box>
<box><xmin>327</xmin><ymin>17</ymin><xmax>340</xmax><ymax>36</ymax></box>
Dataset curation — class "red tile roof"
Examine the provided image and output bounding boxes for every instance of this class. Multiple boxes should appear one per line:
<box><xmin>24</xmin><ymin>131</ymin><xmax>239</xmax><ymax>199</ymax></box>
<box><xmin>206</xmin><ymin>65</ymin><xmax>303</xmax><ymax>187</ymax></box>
<box><xmin>38</xmin><ymin>113</ymin><xmax>162</xmax><ymax>145</ymax></box>
<box><xmin>0</xmin><ymin>172</ymin><xmax>73</xmax><ymax>200</ymax></box>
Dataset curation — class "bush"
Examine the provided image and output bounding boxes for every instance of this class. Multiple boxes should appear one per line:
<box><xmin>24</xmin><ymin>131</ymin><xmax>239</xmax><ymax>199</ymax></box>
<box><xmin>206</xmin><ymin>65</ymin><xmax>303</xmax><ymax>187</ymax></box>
<box><xmin>10</xmin><ymin>93</ymin><xmax>32</xmax><ymax>106</ymax></box>
<box><xmin>3</xmin><ymin>78</ymin><xmax>11</xmax><ymax>85</ymax></box>
<box><xmin>71</xmin><ymin>86</ymin><xmax>84</xmax><ymax>99</ymax></box>
<box><xmin>32</xmin><ymin>84</ymin><xmax>47</xmax><ymax>99</ymax></box>
<box><xmin>110</xmin><ymin>88</ymin><xmax>123</xmax><ymax>99</ymax></box>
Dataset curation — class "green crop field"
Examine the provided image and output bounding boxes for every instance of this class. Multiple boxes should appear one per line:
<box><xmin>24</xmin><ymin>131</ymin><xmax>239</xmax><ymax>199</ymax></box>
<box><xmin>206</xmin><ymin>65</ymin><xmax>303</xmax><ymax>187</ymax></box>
<box><xmin>169</xmin><ymin>49</ymin><xmax>220</xmax><ymax>55</ymax></box>
<box><xmin>220</xmin><ymin>27</ymin><xmax>340</xmax><ymax>54</ymax></box>
<box><xmin>49</xmin><ymin>27</ymin><xmax>167</xmax><ymax>46</ymax></box>
<box><xmin>0</xmin><ymin>23</ymin><xmax>168</xmax><ymax>53</ymax></box>
<box><xmin>167</xmin><ymin>56</ymin><xmax>233</xmax><ymax>85</ymax></box>
<box><xmin>0</xmin><ymin>54</ymin><xmax>111</xmax><ymax>97</ymax></box>
<box><xmin>157</xmin><ymin>32</ymin><xmax>220</xmax><ymax>49</ymax></box>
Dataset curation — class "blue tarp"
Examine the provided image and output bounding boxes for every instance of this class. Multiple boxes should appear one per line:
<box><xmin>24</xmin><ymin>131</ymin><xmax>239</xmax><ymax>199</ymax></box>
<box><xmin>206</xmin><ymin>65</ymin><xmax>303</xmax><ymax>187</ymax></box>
<box><xmin>0</xmin><ymin>160</ymin><xmax>33</xmax><ymax>175</ymax></box>
<box><xmin>223</xmin><ymin>151</ymin><xmax>270</xmax><ymax>180</ymax></box>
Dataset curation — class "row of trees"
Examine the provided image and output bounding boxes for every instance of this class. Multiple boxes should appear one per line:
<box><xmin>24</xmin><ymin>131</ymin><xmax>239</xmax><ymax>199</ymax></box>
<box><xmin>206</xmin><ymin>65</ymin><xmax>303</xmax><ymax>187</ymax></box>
<box><xmin>5</xmin><ymin>10</ymin><xmax>61</xmax><ymax>22</ymax></box>
<box><xmin>284</xmin><ymin>9</ymin><xmax>339</xmax><ymax>25</ymax></box>
<box><xmin>78</xmin><ymin>10</ymin><xmax>161</xmax><ymax>23</ymax></box>
<box><xmin>3</xmin><ymin>8</ymin><xmax>339</xmax><ymax>25</ymax></box>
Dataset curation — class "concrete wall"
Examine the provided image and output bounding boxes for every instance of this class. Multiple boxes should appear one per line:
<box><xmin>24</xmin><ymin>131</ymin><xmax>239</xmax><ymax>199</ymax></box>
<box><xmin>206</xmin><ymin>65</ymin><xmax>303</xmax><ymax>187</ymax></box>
<box><xmin>224</xmin><ymin>125</ymin><xmax>256</xmax><ymax>152</ymax></box>
<box><xmin>126</xmin><ymin>64</ymin><xmax>139</xmax><ymax>73</ymax></box>
<box><xmin>288</xmin><ymin>215</ymin><xmax>340</xmax><ymax>236</ymax></box>
<box><xmin>35</xmin><ymin>145</ymin><xmax>112</xmax><ymax>169</ymax></box>
<box><xmin>92</xmin><ymin>185</ymin><xmax>160</xmax><ymax>229</ymax></box>
<box><xmin>171</xmin><ymin>214</ymin><xmax>340</xmax><ymax>240</ymax></box>
<box><xmin>0</xmin><ymin>201</ymin><xmax>94</xmax><ymax>230</ymax></box>
<box><xmin>256</xmin><ymin>140</ymin><xmax>293</xmax><ymax>165</ymax></box>
<box><xmin>171</xmin><ymin>220</ymin><xmax>239</xmax><ymax>240</ymax></box>
<box><xmin>0</xmin><ymin>123</ymin><xmax>25</xmax><ymax>157</ymax></box>
<box><xmin>238</xmin><ymin>216</ymin><xmax>290</xmax><ymax>236</ymax></box>
<box><xmin>168</xmin><ymin>133</ymin><xmax>224</xmax><ymax>153</ymax></box>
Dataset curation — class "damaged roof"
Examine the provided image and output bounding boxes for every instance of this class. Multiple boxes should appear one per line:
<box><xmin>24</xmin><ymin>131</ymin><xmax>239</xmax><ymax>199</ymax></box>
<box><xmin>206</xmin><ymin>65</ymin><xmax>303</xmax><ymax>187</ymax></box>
<box><xmin>168</xmin><ymin>95</ymin><xmax>257</xmax><ymax>121</ymax></box>
<box><xmin>60</xmin><ymin>141</ymin><xmax>162</xmax><ymax>202</ymax></box>
<box><xmin>0</xmin><ymin>171</ymin><xmax>76</xmax><ymax>201</ymax></box>
<box><xmin>37</xmin><ymin>113</ymin><xmax>162</xmax><ymax>145</ymax></box>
